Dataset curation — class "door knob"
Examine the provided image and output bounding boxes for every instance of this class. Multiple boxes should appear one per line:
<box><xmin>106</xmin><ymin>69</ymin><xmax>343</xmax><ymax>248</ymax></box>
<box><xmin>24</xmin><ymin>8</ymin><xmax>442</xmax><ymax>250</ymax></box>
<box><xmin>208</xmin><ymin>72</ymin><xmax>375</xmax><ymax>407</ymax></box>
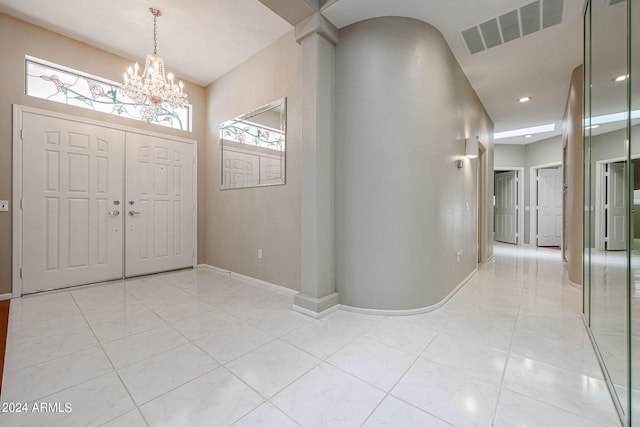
<box><xmin>128</xmin><ymin>210</ymin><xmax>141</xmax><ymax>216</ymax></box>
<box><xmin>108</xmin><ymin>210</ymin><xmax>120</xmax><ymax>216</ymax></box>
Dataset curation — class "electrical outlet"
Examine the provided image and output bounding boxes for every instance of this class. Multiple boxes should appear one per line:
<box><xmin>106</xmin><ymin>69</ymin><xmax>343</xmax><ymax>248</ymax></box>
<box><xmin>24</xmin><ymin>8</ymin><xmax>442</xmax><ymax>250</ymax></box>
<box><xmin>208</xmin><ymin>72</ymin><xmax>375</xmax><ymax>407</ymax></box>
<box><xmin>0</xmin><ymin>200</ymin><xmax>8</xmax><ymax>212</ymax></box>
<box><xmin>258</xmin><ymin>249</ymin><xmax>263</xmax><ymax>260</ymax></box>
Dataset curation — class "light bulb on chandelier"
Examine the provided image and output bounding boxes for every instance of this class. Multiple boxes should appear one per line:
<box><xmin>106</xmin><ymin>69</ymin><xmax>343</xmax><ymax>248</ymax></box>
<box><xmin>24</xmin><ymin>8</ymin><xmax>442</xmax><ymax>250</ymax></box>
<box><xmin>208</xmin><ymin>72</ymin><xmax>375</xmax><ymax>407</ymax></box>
<box><xmin>122</xmin><ymin>7</ymin><xmax>188</xmax><ymax>111</ymax></box>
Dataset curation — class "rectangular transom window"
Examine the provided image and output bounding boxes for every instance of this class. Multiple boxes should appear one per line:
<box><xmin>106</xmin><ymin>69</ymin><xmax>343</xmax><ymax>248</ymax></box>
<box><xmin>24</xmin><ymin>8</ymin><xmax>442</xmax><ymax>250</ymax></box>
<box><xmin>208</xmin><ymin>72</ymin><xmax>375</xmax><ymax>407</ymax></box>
<box><xmin>25</xmin><ymin>56</ymin><xmax>191</xmax><ymax>132</ymax></box>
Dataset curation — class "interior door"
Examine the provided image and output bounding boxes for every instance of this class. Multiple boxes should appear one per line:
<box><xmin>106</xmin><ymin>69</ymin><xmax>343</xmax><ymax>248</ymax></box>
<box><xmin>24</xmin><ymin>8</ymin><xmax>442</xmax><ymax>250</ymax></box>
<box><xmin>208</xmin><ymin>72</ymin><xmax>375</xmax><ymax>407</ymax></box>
<box><xmin>125</xmin><ymin>132</ymin><xmax>195</xmax><ymax>277</ymax></box>
<box><xmin>537</xmin><ymin>167</ymin><xmax>562</xmax><ymax>247</ymax></box>
<box><xmin>494</xmin><ymin>170</ymin><xmax>518</xmax><ymax>244</ymax></box>
<box><xmin>21</xmin><ymin>113</ymin><xmax>124</xmax><ymax>293</ymax></box>
<box><xmin>606</xmin><ymin>161</ymin><xmax>627</xmax><ymax>250</ymax></box>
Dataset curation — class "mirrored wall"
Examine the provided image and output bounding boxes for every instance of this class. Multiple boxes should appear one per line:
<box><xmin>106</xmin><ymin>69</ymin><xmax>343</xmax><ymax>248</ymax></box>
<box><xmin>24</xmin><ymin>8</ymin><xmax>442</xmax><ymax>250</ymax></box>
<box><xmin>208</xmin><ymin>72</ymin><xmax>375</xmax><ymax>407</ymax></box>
<box><xmin>583</xmin><ymin>0</ymin><xmax>639</xmax><ymax>424</ymax></box>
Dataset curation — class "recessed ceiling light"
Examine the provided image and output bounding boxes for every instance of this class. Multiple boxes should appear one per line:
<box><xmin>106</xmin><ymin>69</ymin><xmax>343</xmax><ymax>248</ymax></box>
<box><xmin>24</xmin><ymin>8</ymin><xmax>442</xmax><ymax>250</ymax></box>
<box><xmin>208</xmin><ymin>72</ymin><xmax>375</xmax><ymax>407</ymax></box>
<box><xmin>519</xmin><ymin>97</ymin><xmax>532</xmax><ymax>103</ymax></box>
<box><xmin>524</xmin><ymin>134</ymin><xmax>533</xmax><ymax>138</ymax></box>
<box><xmin>613</xmin><ymin>75</ymin><xmax>628</xmax><ymax>82</ymax></box>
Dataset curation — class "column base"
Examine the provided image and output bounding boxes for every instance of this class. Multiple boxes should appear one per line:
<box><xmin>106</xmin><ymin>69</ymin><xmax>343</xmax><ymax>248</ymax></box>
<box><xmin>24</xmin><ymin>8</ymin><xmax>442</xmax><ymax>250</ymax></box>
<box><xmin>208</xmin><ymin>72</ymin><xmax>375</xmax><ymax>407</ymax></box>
<box><xmin>293</xmin><ymin>292</ymin><xmax>339</xmax><ymax>318</ymax></box>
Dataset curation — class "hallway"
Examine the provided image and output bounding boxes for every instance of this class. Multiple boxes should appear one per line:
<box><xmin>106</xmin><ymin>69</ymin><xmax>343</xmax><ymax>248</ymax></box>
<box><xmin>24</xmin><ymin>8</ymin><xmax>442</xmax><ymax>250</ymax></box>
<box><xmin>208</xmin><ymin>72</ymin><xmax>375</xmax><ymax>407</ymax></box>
<box><xmin>0</xmin><ymin>244</ymin><xmax>620</xmax><ymax>426</ymax></box>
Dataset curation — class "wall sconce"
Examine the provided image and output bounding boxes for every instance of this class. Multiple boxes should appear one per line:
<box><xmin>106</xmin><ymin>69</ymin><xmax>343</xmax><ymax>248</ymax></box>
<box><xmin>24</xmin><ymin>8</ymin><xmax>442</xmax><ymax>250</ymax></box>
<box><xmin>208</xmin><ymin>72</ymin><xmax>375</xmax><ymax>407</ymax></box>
<box><xmin>465</xmin><ymin>137</ymin><xmax>478</xmax><ymax>159</ymax></box>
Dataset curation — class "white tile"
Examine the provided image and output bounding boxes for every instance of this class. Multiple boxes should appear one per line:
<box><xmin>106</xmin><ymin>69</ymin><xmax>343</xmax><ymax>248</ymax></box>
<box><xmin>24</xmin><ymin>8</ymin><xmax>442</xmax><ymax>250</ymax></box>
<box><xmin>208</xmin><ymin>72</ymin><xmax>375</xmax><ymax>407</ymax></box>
<box><xmin>9</xmin><ymin>292</ymin><xmax>84</xmax><ymax>327</ymax></box>
<box><xmin>502</xmin><ymin>355</ymin><xmax>618</xmax><ymax>425</ymax></box>
<box><xmin>89</xmin><ymin>310</ymin><xmax>165</xmax><ymax>343</ymax></box>
<box><xmin>170</xmin><ymin>308</ymin><xmax>239</xmax><ymax>340</ymax></box>
<box><xmin>1</xmin><ymin>347</ymin><xmax>113</xmax><ymax>403</ymax></box>
<box><xmin>421</xmin><ymin>333</ymin><xmax>507</xmax><ymax>386</ymax></box>
<box><xmin>194</xmin><ymin>322</ymin><xmax>274</xmax><ymax>364</ymax></box>
<box><xmin>70</xmin><ymin>282</ymin><xmax>127</xmax><ymax>312</ymax></box>
<box><xmin>247</xmin><ymin>308</ymin><xmax>313</xmax><ymax>337</ymax></box>
<box><xmin>140</xmin><ymin>368</ymin><xmax>264</xmax><ymax>427</ymax></box>
<box><xmin>226</xmin><ymin>339</ymin><xmax>319</xmax><ymax>397</ymax></box>
<box><xmin>391</xmin><ymin>358</ymin><xmax>499</xmax><ymax>427</ymax></box>
<box><xmin>494</xmin><ymin>389</ymin><xmax>617</xmax><ymax>427</ymax></box>
<box><xmin>103</xmin><ymin>324</ymin><xmax>189</xmax><ymax>368</ymax></box>
<box><xmin>152</xmin><ymin>299</ymin><xmax>216</xmax><ymax>323</ymax></box>
<box><xmin>6</xmin><ymin>314</ymin><xmax>88</xmax><ymax>345</ymax></box>
<box><xmin>363</xmin><ymin>396</ymin><xmax>451</xmax><ymax>427</ymax></box>
<box><xmin>118</xmin><ymin>343</ymin><xmax>219</xmax><ymax>405</ymax></box>
<box><xmin>364</xmin><ymin>316</ymin><xmax>438</xmax><ymax>355</ymax></box>
<box><xmin>272</xmin><ymin>363</ymin><xmax>385</xmax><ymax>427</ymax></box>
<box><xmin>3</xmin><ymin>372</ymin><xmax>134</xmax><ymax>427</ymax></box>
<box><xmin>439</xmin><ymin>312</ymin><xmax>514</xmax><ymax>351</ymax></box>
<box><xmin>320</xmin><ymin>310</ymin><xmax>382</xmax><ymax>336</ymax></box>
<box><xmin>131</xmin><ymin>286</ymin><xmax>197</xmax><ymax>311</ymax></box>
<box><xmin>281</xmin><ymin>320</ymin><xmax>359</xmax><ymax>360</ymax></box>
<box><xmin>327</xmin><ymin>336</ymin><xmax>416</xmax><ymax>391</ymax></box>
<box><xmin>4</xmin><ymin>326</ymin><xmax>98</xmax><ymax>372</ymax></box>
<box><xmin>81</xmin><ymin>296</ymin><xmax>149</xmax><ymax>325</ymax></box>
<box><xmin>233</xmin><ymin>402</ymin><xmax>300</xmax><ymax>427</ymax></box>
<box><xmin>100</xmin><ymin>409</ymin><xmax>148</xmax><ymax>427</ymax></box>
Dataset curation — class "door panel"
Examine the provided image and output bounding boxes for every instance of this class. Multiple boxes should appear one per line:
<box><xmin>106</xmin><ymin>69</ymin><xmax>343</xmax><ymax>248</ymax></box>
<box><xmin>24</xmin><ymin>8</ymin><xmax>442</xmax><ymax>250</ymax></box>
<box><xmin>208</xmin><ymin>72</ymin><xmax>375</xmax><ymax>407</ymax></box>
<box><xmin>537</xmin><ymin>167</ymin><xmax>562</xmax><ymax>247</ymax></box>
<box><xmin>21</xmin><ymin>113</ymin><xmax>124</xmax><ymax>293</ymax></box>
<box><xmin>494</xmin><ymin>171</ymin><xmax>518</xmax><ymax>244</ymax></box>
<box><xmin>606</xmin><ymin>161</ymin><xmax>627</xmax><ymax>250</ymax></box>
<box><xmin>125</xmin><ymin>133</ymin><xmax>194</xmax><ymax>277</ymax></box>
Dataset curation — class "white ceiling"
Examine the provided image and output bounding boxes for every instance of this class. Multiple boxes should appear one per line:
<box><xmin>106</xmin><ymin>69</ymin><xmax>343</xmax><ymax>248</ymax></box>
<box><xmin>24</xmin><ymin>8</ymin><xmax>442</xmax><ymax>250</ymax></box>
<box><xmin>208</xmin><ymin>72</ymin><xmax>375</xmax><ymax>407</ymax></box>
<box><xmin>0</xmin><ymin>0</ymin><xmax>588</xmax><ymax>145</ymax></box>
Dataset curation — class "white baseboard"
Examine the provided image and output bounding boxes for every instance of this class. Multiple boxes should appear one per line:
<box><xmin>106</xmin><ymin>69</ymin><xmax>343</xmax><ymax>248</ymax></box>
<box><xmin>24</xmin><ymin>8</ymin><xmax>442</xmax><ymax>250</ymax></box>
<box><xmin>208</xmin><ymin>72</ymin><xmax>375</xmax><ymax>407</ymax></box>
<box><xmin>292</xmin><ymin>303</ymin><xmax>339</xmax><ymax>319</ymax></box>
<box><xmin>339</xmin><ymin>268</ymin><xmax>478</xmax><ymax>316</ymax></box>
<box><xmin>197</xmin><ymin>264</ymin><xmax>298</xmax><ymax>296</ymax></box>
<box><xmin>0</xmin><ymin>293</ymin><xmax>13</xmax><ymax>301</ymax></box>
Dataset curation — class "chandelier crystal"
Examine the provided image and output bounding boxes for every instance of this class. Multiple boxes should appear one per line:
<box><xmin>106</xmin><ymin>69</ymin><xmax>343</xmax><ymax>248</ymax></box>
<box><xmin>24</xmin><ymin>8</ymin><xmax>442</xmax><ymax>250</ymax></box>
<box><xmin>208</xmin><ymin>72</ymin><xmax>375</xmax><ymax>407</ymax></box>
<box><xmin>122</xmin><ymin>8</ymin><xmax>188</xmax><ymax>110</ymax></box>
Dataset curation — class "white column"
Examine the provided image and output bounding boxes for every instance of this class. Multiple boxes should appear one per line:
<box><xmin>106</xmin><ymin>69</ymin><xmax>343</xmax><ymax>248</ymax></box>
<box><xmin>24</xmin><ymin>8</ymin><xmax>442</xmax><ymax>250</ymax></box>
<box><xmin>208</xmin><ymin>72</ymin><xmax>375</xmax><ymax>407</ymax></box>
<box><xmin>293</xmin><ymin>13</ymin><xmax>339</xmax><ymax>316</ymax></box>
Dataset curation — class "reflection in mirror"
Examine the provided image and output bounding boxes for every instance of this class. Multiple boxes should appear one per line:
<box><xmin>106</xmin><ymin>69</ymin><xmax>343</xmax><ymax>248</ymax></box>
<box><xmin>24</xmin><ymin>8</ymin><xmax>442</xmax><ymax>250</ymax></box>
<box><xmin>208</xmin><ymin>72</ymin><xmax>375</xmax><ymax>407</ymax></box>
<box><xmin>584</xmin><ymin>0</ymin><xmax>638</xmax><ymax>422</ymax></box>
<box><xmin>220</xmin><ymin>97</ymin><xmax>286</xmax><ymax>189</ymax></box>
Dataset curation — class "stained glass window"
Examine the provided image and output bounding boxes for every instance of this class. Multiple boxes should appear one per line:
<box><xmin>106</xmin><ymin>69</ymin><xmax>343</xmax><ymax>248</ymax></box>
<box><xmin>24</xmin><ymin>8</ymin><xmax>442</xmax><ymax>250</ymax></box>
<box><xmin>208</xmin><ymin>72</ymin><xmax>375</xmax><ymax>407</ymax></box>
<box><xmin>221</xmin><ymin>120</ymin><xmax>285</xmax><ymax>151</ymax></box>
<box><xmin>25</xmin><ymin>56</ymin><xmax>191</xmax><ymax>132</ymax></box>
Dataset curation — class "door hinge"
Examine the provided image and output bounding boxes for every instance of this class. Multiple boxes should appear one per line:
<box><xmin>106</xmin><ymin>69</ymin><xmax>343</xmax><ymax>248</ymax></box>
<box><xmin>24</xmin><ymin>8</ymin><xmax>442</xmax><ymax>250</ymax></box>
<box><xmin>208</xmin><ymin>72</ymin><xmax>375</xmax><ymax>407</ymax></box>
<box><xmin>20</xmin><ymin>198</ymin><xmax>23</xmax><ymax>209</ymax></box>
<box><xmin>20</xmin><ymin>128</ymin><xmax>24</xmax><ymax>140</ymax></box>
<box><xmin>20</xmin><ymin>268</ymin><xmax>23</xmax><ymax>279</ymax></box>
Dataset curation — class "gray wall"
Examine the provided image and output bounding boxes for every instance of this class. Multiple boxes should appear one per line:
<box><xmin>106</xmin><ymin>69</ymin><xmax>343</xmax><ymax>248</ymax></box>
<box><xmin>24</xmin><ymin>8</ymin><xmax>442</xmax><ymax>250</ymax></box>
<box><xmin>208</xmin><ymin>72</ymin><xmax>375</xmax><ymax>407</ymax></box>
<box><xmin>205</xmin><ymin>32</ymin><xmax>302</xmax><ymax>291</ymax></box>
<box><xmin>494</xmin><ymin>135</ymin><xmax>563</xmax><ymax>244</ymax></box>
<box><xmin>0</xmin><ymin>13</ymin><xmax>207</xmax><ymax>295</ymax></box>
<box><xmin>334</xmin><ymin>17</ymin><xmax>494</xmax><ymax>310</ymax></box>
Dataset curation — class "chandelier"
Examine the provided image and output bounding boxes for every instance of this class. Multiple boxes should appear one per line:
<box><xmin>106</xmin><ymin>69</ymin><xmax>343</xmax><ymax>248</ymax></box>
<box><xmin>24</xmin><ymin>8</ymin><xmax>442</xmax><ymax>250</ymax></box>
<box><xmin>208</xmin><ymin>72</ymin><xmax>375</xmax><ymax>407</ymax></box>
<box><xmin>122</xmin><ymin>7</ymin><xmax>188</xmax><ymax>110</ymax></box>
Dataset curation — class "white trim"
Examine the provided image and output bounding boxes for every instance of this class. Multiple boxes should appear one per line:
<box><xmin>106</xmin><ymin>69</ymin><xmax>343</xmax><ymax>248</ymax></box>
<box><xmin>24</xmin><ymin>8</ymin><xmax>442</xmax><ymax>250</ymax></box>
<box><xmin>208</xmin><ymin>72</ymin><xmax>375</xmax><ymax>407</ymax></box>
<box><xmin>292</xmin><ymin>303</ymin><xmax>339</xmax><ymax>319</ymax></box>
<box><xmin>197</xmin><ymin>264</ymin><xmax>298</xmax><ymax>296</ymax></box>
<box><xmin>340</xmin><ymin>268</ymin><xmax>477</xmax><ymax>316</ymax></box>
<box><xmin>12</xmin><ymin>105</ymin><xmax>198</xmax><ymax>297</ymax></box>
<box><xmin>494</xmin><ymin>167</ymin><xmax>525</xmax><ymax>245</ymax></box>
<box><xmin>12</xmin><ymin>105</ymin><xmax>23</xmax><ymax>298</ymax></box>
<box><xmin>529</xmin><ymin>161</ymin><xmax>563</xmax><ymax>247</ymax></box>
<box><xmin>0</xmin><ymin>293</ymin><xmax>13</xmax><ymax>301</ymax></box>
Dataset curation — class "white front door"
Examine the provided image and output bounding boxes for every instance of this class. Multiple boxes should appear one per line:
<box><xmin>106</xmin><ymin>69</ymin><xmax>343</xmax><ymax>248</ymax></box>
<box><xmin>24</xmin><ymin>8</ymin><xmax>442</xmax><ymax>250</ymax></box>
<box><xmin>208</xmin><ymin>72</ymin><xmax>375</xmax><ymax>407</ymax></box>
<box><xmin>125</xmin><ymin>132</ymin><xmax>195</xmax><ymax>277</ymax></box>
<box><xmin>537</xmin><ymin>166</ymin><xmax>562</xmax><ymax>247</ymax></box>
<box><xmin>494</xmin><ymin>170</ymin><xmax>518</xmax><ymax>244</ymax></box>
<box><xmin>606</xmin><ymin>161</ymin><xmax>627</xmax><ymax>251</ymax></box>
<box><xmin>21</xmin><ymin>113</ymin><xmax>124</xmax><ymax>293</ymax></box>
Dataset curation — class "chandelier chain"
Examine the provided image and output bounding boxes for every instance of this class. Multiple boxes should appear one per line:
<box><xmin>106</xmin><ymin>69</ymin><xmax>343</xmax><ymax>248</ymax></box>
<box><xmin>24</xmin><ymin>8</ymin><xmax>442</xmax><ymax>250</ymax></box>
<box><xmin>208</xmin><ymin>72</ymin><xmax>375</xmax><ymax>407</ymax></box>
<box><xmin>153</xmin><ymin>12</ymin><xmax>158</xmax><ymax>55</ymax></box>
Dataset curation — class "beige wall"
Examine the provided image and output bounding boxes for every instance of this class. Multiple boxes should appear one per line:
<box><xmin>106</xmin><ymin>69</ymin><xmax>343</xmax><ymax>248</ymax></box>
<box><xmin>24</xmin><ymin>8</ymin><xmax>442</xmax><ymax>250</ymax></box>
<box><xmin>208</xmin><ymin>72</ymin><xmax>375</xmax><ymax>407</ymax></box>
<box><xmin>0</xmin><ymin>13</ymin><xmax>207</xmax><ymax>295</ymax></box>
<box><xmin>334</xmin><ymin>17</ymin><xmax>494</xmax><ymax>309</ymax></box>
<box><xmin>204</xmin><ymin>32</ymin><xmax>302</xmax><ymax>291</ymax></box>
<box><xmin>563</xmin><ymin>65</ymin><xmax>583</xmax><ymax>284</ymax></box>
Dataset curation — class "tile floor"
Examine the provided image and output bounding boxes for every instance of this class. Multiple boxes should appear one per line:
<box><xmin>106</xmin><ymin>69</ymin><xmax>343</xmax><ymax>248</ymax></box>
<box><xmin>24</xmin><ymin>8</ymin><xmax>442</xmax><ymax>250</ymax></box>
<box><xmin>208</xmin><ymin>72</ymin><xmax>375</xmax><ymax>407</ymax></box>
<box><xmin>0</xmin><ymin>244</ymin><xmax>621</xmax><ymax>426</ymax></box>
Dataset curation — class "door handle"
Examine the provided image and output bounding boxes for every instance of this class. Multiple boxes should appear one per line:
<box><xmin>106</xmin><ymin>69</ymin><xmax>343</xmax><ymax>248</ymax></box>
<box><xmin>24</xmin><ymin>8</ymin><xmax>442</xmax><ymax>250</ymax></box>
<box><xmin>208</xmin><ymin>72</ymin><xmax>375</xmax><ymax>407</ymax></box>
<box><xmin>128</xmin><ymin>210</ymin><xmax>141</xmax><ymax>216</ymax></box>
<box><xmin>107</xmin><ymin>210</ymin><xmax>120</xmax><ymax>216</ymax></box>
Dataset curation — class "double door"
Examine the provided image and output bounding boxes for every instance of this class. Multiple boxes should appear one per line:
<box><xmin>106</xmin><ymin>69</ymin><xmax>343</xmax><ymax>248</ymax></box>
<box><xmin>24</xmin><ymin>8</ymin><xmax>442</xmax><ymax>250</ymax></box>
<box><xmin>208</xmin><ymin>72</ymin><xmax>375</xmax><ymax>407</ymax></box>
<box><xmin>19</xmin><ymin>112</ymin><xmax>195</xmax><ymax>294</ymax></box>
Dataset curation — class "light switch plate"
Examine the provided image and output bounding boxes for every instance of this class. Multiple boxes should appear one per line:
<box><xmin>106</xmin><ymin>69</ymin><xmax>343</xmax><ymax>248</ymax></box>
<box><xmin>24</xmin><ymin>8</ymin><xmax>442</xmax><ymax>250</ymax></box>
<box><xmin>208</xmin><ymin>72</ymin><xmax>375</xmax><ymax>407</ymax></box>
<box><xmin>0</xmin><ymin>200</ymin><xmax>8</xmax><ymax>212</ymax></box>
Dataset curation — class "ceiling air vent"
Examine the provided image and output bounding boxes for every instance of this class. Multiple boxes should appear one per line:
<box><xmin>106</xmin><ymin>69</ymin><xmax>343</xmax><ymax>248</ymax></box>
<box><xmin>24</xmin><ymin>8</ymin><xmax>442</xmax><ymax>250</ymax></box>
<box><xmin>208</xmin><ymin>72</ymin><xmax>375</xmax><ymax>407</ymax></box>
<box><xmin>461</xmin><ymin>0</ymin><xmax>565</xmax><ymax>55</ymax></box>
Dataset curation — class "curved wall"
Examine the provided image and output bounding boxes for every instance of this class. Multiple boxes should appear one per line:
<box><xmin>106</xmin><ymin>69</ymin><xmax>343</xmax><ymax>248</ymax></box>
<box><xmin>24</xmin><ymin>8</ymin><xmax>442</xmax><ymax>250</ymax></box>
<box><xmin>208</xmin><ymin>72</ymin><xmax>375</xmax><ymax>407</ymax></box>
<box><xmin>335</xmin><ymin>17</ymin><xmax>493</xmax><ymax>310</ymax></box>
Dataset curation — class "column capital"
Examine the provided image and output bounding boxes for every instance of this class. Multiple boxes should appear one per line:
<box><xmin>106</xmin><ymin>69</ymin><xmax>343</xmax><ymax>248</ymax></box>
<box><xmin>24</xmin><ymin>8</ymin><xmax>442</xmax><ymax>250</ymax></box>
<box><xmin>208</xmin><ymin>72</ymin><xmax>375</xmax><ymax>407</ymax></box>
<box><xmin>295</xmin><ymin>12</ymin><xmax>339</xmax><ymax>45</ymax></box>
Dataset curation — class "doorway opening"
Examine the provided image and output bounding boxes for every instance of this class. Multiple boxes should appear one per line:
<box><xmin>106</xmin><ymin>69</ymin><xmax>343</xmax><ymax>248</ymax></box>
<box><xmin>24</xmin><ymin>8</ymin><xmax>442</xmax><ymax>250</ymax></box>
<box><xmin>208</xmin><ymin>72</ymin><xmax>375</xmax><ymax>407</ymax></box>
<box><xmin>493</xmin><ymin>168</ymin><xmax>524</xmax><ymax>245</ymax></box>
